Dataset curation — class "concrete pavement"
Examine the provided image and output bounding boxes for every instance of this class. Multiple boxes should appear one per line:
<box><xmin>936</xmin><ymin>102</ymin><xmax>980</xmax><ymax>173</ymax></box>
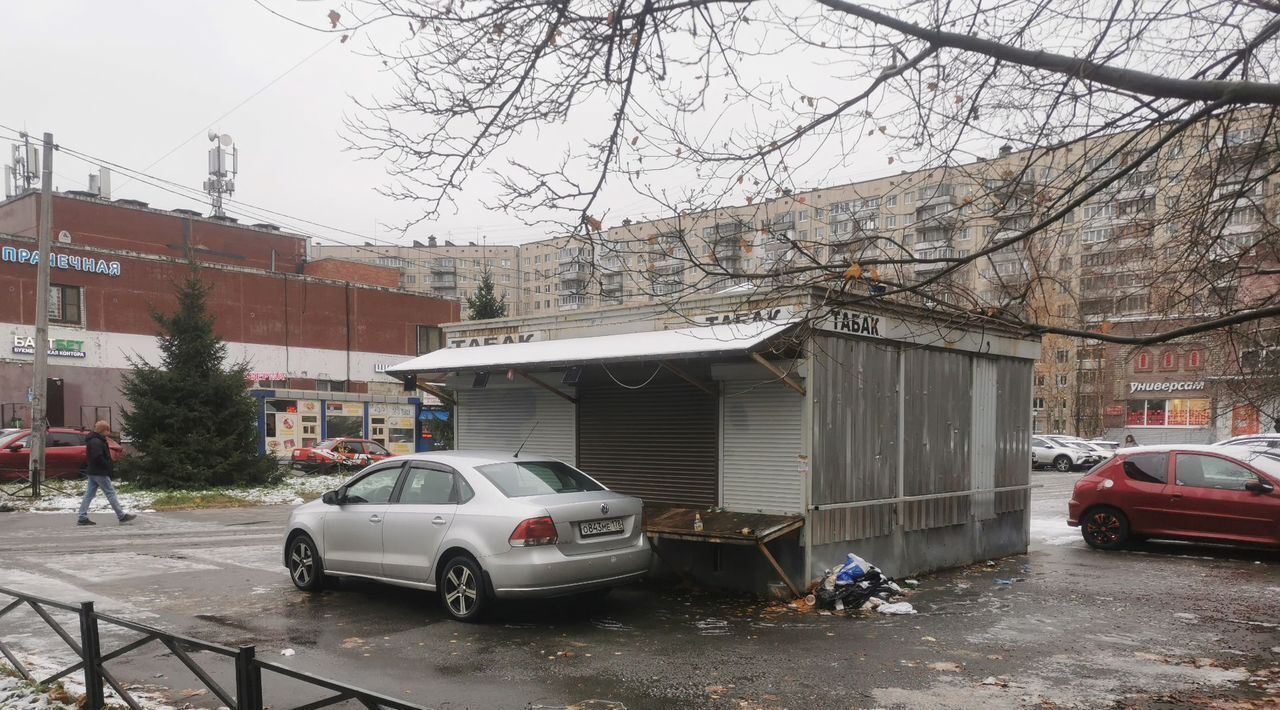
<box><xmin>0</xmin><ymin>473</ymin><xmax>1277</xmax><ymax>709</ymax></box>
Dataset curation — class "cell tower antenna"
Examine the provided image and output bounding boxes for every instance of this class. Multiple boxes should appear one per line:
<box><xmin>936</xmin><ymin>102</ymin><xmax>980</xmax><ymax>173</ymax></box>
<box><xmin>5</xmin><ymin>132</ymin><xmax>40</xmax><ymax>198</ymax></box>
<box><xmin>203</xmin><ymin>132</ymin><xmax>238</xmax><ymax>217</ymax></box>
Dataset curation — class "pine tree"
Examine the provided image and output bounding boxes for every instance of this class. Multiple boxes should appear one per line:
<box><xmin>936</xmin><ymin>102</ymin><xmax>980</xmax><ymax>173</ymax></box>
<box><xmin>466</xmin><ymin>268</ymin><xmax>508</xmax><ymax>320</ymax></box>
<box><xmin>118</xmin><ymin>269</ymin><xmax>276</xmax><ymax>489</ymax></box>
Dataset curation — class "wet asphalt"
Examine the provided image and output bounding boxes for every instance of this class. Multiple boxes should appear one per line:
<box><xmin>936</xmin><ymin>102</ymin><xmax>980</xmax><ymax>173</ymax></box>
<box><xmin>0</xmin><ymin>472</ymin><xmax>1277</xmax><ymax>709</ymax></box>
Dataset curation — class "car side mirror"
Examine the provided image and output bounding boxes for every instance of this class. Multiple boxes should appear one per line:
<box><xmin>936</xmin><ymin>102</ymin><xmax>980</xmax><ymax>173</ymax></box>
<box><xmin>1244</xmin><ymin>480</ymin><xmax>1274</xmax><ymax>495</ymax></box>
<box><xmin>321</xmin><ymin>490</ymin><xmax>343</xmax><ymax>506</ymax></box>
<box><xmin>5</xmin><ymin>444</ymin><xmax>21</xmax><ymax>452</ymax></box>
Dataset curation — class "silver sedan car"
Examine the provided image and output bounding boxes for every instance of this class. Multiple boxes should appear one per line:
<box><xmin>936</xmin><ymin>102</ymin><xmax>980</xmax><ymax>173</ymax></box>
<box><xmin>282</xmin><ymin>451</ymin><xmax>651</xmax><ymax>621</ymax></box>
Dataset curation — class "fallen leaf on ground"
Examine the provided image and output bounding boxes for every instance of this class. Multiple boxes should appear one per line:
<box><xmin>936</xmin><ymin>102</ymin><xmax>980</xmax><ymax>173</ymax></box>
<box><xmin>928</xmin><ymin>661</ymin><xmax>962</xmax><ymax>672</ymax></box>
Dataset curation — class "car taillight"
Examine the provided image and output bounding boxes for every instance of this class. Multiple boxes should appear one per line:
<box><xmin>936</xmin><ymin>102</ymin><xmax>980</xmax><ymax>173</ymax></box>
<box><xmin>509</xmin><ymin>516</ymin><xmax>558</xmax><ymax>547</ymax></box>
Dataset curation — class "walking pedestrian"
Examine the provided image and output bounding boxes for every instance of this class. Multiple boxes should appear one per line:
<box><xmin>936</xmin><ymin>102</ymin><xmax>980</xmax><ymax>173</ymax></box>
<box><xmin>77</xmin><ymin>421</ymin><xmax>135</xmax><ymax>526</ymax></box>
<box><xmin>1123</xmin><ymin>434</ymin><xmax>1138</xmax><ymax>448</ymax></box>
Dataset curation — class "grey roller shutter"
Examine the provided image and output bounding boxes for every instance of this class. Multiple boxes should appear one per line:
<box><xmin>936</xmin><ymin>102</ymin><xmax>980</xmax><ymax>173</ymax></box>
<box><xmin>722</xmin><ymin>381</ymin><xmax>804</xmax><ymax>514</ymax></box>
<box><xmin>456</xmin><ymin>386</ymin><xmax>576</xmax><ymax>464</ymax></box>
<box><xmin>577</xmin><ymin>371</ymin><xmax>717</xmax><ymax>507</ymax></box>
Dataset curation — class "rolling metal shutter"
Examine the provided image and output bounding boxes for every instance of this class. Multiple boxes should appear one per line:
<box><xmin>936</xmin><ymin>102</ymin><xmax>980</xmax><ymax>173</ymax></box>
<box><xmin>722</xmin><ymin>381</ymin><xmax>804</xmax><ymax>514</ymax></box>
<box><xmin>577</xmin><ymin>373</ymin><xmax>718</xmax><ymax>507</ymax></box>
<box><xmin>456</xmin><ymin>385</ymin><xmax>576</xmax><ymax>464</ymax></box>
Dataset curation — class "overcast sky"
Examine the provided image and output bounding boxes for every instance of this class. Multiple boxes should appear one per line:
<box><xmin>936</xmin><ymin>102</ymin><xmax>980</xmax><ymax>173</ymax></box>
<box><xmin>1</xmin><ymin>1</ymin><xmax>906</xmax><ymax>249</ymax></box>
<box><xmin>1</xmin><ymin>1</ymin><xmax>561</xmax><ymax>246</ymax></box>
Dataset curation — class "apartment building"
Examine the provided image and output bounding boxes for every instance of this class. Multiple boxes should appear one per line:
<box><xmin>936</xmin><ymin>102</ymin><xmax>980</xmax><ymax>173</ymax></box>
<box><xmin>311</xmin><ymin>237</ymin><xmax>521</xmax><ymax>313</ymax></box>
<box><xmin>314</xmin><ymin>113</ymin><xmax>1275</xmax><ymax>440</ymax></box>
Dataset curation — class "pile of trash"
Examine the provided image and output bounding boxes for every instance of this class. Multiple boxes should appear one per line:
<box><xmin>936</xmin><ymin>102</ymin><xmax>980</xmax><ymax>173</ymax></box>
<box><xmin>810</xmin><ymin>553</ymin><xmax>918</xmax><ymax>615</ymax></box>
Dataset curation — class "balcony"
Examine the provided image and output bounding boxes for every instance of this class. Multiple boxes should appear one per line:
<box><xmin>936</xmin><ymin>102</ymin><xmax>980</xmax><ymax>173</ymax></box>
<box><xmin>431</xmin><ymin>259</ymin><xmax>457</xmax><ymax>273</ymax></box>
<box><xmin>1114</xmin><ymin>184</ymin><xmax>1156</xmax><ymax>202</ymax></box>
<box><xmin>918</xmin><ymin>192</ymin><xmax>955</xmax><ymax>210</ymax></box>
<box><xmin>432</xmin><ymin>275</ymin><xmax>458</xmax><ymax>288</ymax></box>
<box><xmin>915</xmin><ymin>238</ymin><xmax>951</xmax><ymax>252</ymax></box>
<box><xmin>558</xmin><ymin>294</ymin><xmax>591</xmax><ymax>311</ymax></box>
<box><xmin>559</xmin><ymin>247</ymin><xmax>591</xmax><ymax>263</ymax></box>
<box><xmin>915</xmin><ymin>261</ymin><xmax>949</xmax><ymax>277</ymax></box>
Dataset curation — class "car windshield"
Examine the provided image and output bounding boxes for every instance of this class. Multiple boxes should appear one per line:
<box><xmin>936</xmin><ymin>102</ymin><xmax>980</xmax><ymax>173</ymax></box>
<box><xmin>314</xmin><ymin>440</ymin><xmax>341</xmax><ymax>450</ymax></box>
<box><xmin>475</xmin><ymin>461</ymin><xmax>605</xmax><ymax>498</ymax></box>
<box><xmin>0</xmin><ymin>431</ymin><xmax>26</xmax><ymax>448</ymax></box>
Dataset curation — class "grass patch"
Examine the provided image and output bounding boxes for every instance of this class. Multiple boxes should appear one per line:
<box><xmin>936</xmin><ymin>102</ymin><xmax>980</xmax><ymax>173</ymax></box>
<box><xmin>147</xmin><ymin>491</ymin><xmax>260</xmax><ymax>511</ymax></box>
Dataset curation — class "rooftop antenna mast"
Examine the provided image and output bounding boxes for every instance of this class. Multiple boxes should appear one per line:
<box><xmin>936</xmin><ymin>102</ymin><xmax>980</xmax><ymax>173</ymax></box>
<box><xmin>4</xmin><ymin>132</ymin><xmax>40</xmax><ymax>198</ymax></box>
<box><xmin>203</xmin><ymin>131</ymin><xmax>237</xmax><ymax>217</ymax></box>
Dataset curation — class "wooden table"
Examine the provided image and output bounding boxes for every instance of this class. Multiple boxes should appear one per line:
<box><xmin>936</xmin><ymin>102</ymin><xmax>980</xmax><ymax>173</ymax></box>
<box><xmin>644</xmin><ymin>508</ymin><xmax>806</xmax><ymax>598</ymax></box>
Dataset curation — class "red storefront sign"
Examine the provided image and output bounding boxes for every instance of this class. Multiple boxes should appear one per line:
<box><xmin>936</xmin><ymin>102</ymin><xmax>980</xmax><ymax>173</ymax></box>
<box><xmin>1232</xmin><ymin>405</ymin><xmax>1261</xmax><ymax>437</ymax></box>
<box><xmin>1104</xmin><ymin>405</ymin><xmax>1124</xmax><ymax>416</ymax></box>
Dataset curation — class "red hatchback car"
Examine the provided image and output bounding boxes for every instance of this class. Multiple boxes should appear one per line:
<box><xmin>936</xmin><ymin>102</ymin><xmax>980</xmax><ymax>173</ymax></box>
<box><xmin>0</xmin><ymin>428</ymin><xmax>125</xmax><ymax>481</ymax></box>
<box><xmin>290</xmin><ymin>438</ymin><xmax>392</xmax><ymax>471</ymax></box>
<box><xmin>1068</xmin><ymin>445</ymin><xmax>1280</xmax><ymax>550</ymax></box>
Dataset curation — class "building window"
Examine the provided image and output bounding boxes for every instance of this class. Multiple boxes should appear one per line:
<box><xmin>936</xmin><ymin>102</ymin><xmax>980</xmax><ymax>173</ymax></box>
<box><xmin>416</xmin><ymin>325</ymin><xmax>444</xmax><ymax>355</ymax></box>
<box><xmin>1187</xmin><ymin>350</ymin><xmax>1202</xmax><ymax>369</ymax></box>
<box><xmin>1126</xmin><ymin>398</ymin><xmax>1211</xmax><ymax>427</ymax></box>
<box><xmin>798</xmin><ymin>210</ymin><xmax>809</xmax><ymax>223</ymax></box>
<box><xmin>1159</xmin><ymin>350</ymin><xmax>1177</xmax><ymax>371</ymax></box>
<box><xmin>48</xmin><ymin>285</ymin><xmax>83</xmax><ymax>325</ymax></box>
<box><xmin>1036</xmin><ymin>374</ymin><xmax>1046</xmax><ymax>387</ymax></box>
<box><xmin>315</xmin><ymin>380</ymin><xmax>347</xmax><ymax>393</ymax></box>
<box><xmin>884</xmin><ymin>215</ymin><xmax>897</xmax><ymax>229</ymax></box>
<box><xmin>1033</xmin><ymin>397</ymin><xmax>1045</xmax><ymax>410</ymax></box>
<box><xmin>1056</xmin><ymin>374</ymin><xmax>1069</xmax><ymax>387</ymax></box>
<box><xmin>886</xmin><ymin>195</ymin><xmax>897</xmax><ymax>207</ymax></box>
<box><xmin>1055</xmin><ymin>349</ymin><xmax>1069</xmax><ymax>364</ymax></box>
<box><xmin>1135</xmin><ymin>351</ymin><xmax>1153</xmax><ymax>372</ymax></box>
<box><xmin>405</xmin><ymin>275</ymin><xmax>416</xmax><ymax>284</ymax></box>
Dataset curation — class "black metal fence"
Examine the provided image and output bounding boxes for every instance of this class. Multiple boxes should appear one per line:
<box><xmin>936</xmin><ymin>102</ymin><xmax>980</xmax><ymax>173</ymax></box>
<box><xmin>0</xmin><ymin>586</ymin><xmax>431</xmax><ymax>710</ymax></box>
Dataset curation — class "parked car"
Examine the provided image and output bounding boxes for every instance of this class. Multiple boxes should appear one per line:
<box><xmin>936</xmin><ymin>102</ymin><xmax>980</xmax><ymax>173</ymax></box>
<box><xmin>290</xmin><ymin>438</ymin><xmax>392</xmax><ymax>472</ymax></box>
<box><xmin>1042</xmin><ymin>435</ymin><xmax>1108</xmax><ymax>464</ymax></box>
<box><xmin>283</xmin><ymin>451</ymin><xmax>651</xmax><ymax>621</ymax></box>
<box><xmin>1068</xmin><ymin>445</ymin><xmax>1280</xmax><ymax>550</ymax></box>
<box><xmin>1213</xmin><ymin>433</ymin><xmax>1280</xmax><ymax>450</ymax></box>
<box><xmin>0</xmin><ymin>427</ymin><xmax>125</xmax><ymax>481</ymax></box>
<box><xmin>1032</xmin><ymin>436</ymin><xmax>1099</xmax><ymax>472</ymax></box>
<box><xmin>1088</xmin><ymin>440</ymin><xmax>1121</xmax><ymax>456</ymax></box>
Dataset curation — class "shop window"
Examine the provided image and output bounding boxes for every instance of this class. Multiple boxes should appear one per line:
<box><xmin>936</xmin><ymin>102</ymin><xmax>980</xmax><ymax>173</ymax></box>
<box><xmin>417</xmin><ymin>325</ymin><xmax>444</xmax><ymax>355</ymax></box>
<box><xmin>1127</xmin><ymin>398</ymin><xmax>1209</xmax><ymax>427</ymax></box>
<box><xmin>48</xmin><ymin>285</ymin><xmax>83</xmax><ymax>326</ymax></box>
<box><xmin>1135</xmin><ymin>351</ymin><xmax>1153</xmax><ymax>372</ymax></box>
<box><xmin>1159</xmin><ymin>350</ymin><xmax>1178</xmax><ymax>371</ymax></box>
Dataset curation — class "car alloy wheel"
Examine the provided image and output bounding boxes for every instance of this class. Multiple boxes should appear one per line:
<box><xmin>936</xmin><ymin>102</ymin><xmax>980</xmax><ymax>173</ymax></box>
<box><xmin>289</xmin><ymin>535</ymin><xmax>324</xmax><ymax>591</ymax></box>
<box><xmin>1082</xmin><ymin>508</ymin><xmax>1129</xmax><ymax>550</ymax></box>
<box><xmin>441</xmin><ymin>557</ymin><xmax>484</xmax><ymax>621</ymax></box>
<box><xmin>1053</xmin><ymin>455</ymin><xmax>1072</xmax><ymax>472</ymax></box>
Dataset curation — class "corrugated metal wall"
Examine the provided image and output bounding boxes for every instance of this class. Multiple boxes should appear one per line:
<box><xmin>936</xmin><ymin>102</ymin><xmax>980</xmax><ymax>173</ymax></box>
<box><xmin>721</xmin><ymin>381</ymin><xmax>804</xmax><ymax>514</ymax></box>
<box><xmin>577</xmin><ymin>370</ymin><xmax>718</xmax><ymax>507</ymax></box>
<box><xmin>971</xmin><ymin>358</ymin><xmax>998</xmax><ymax>520</ymax></box>
<box><xmin>455</xmin><ymin>385</ymin><xmax>576</xmax><ymax>463</ymax></box>
<box><xmin>901</xmin><ymin>348</ymin><xmax>973</xmax><ymax>530</ymax></box>
<box><xmin>811</xmin><ymin>336</ymin><xmax>900</xmax><ymax>545</ymax></box>
<box><xmin>810</xmin><ymin>335</ymin><xmax>1031</xmax><ymax>547</ymax></box>
<box><xmin>995</xmin><ymin>358</ymin><xmax>1033</xmax><ymax>514</ymax></box>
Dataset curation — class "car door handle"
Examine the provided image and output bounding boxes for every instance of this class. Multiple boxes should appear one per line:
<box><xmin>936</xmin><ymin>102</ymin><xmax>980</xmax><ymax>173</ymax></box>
<box><xmin>369</xmin><ymin>514</ymin><xmax>383</xmax><ymax>524</ymax></box>
<box><xmin>431</xmin><ymin>516</ymin><xmax>447</xmax><ymax>526</ymax></box>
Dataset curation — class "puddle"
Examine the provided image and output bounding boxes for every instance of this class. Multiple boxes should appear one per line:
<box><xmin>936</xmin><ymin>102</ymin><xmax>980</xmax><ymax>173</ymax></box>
<box><xmin>691</xmin><ymin>618</ymin><xmax>731</xmax><ymax>636</ymax></box>
<box><xmin>590</xmin><ymin>618</ymin><xmax>633</xmax><ymax>632</ymax></box>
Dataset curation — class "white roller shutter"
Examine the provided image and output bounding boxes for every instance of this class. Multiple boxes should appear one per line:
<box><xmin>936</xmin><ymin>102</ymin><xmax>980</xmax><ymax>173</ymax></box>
<box><xmin>456</xmin><ymin>385</ymin><xmax>576</xmax><ymax>464</ymax></box>
<box><xmin>721</xmin><ymin>381</ymin><xmax>804</xmax><ymax>514</ymax></box>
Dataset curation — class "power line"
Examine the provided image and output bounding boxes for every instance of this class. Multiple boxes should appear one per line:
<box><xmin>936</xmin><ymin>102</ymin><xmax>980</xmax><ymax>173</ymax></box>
<box><xmin>113</xmin><ymin>38</ymin><xmax>337</xmax><ymax>191</ymax></box>
<box><xmin>50</xmin><ymin>143</ymin><xmax>573</xmax><ymax>301</ymax></box>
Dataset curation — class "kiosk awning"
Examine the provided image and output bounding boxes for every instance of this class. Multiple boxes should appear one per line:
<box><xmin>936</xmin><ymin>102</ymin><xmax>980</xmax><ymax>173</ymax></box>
<box><xmin>387</xmin><ymin>320</ymin><xmax>798</xmax><ymax>375</ymax></box>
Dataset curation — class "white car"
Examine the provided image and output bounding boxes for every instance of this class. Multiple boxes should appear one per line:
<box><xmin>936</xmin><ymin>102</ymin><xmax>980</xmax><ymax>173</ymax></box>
<box><xmin>283</xmin><ymin>451</ymin><xmax>652</xmax><ymax>621</ymax></box>
<box><xmin>1214</xmin><ymin>434</ymin><xmax>1280</xmax><ymax>450</ymax></box>
<box><xmin>1032</xmin><ymin>436</ymin><xmax>1098</xmax><ymax>472</ymax></box>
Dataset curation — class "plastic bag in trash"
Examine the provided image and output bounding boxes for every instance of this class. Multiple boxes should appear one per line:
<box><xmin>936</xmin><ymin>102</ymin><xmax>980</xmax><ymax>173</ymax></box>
<box><xmin>834</xmin><ymin>553</ymin><xmax>872</xmax><ymax>585</ymax></box>
<box><xmin>876</xmin><ymin>601</ymin><xmax>917</xmax><ymax>615</ymax></box>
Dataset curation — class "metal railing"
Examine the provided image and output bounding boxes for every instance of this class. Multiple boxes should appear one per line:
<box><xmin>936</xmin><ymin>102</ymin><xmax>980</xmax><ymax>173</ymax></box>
<box><xmin>0</xmin><ymin>586</ymin><xmax>429</xmax><ymax>710</ymax></box>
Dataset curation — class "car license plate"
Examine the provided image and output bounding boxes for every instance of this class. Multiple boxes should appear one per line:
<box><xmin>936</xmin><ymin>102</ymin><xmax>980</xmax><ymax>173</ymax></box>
<box><xmin>579</xmin><ymin>518</ymin><xmax>625</xmax><ymax>537</ymax></box>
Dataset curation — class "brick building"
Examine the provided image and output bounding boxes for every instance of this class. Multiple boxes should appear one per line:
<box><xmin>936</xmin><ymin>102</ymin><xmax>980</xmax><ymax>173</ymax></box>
<box><xmin>0</xmin><ymin>191</ymin><xmax>459</xmax><ymax>456</ymax></box>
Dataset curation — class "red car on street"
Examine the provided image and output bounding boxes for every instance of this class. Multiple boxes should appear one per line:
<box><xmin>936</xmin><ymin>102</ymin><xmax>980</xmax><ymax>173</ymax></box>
<box><xmin>290</xmin><ymin>438</ymin><xmax>392</xmax><ymax>472</ymax></box>
<box><xmin>0</xmin><ymin>427</ymin><xmax>125</xmax><ymax>481</ymax></box>
<box><xmin>1069</xmin><ymin>445</ymin><xmax>1280</xmax><ymax>550</ymax></box>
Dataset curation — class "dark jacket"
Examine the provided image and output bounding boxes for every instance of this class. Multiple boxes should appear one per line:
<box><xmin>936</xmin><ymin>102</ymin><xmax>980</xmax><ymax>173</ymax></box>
<box><xmin>85</xmin><ymin>432</ymin><xmax>114</xmax><ymax>477</ymax></box>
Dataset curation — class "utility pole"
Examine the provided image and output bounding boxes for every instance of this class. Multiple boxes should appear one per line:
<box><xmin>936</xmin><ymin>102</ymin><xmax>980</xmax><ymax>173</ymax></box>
<box><xmin>28</xmin><ymin>132</ymin><xmax>53</xmax><ymax>498</ymax></box>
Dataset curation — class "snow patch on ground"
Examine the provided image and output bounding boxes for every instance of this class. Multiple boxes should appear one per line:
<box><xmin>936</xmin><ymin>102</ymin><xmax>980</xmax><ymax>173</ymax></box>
<box><xmin>12</xmin><ymin>473</ymin><xmax>349</xmax><ymax>514</ymax></box>
<box><xmin>1029</xmin><ymin>514</ymin><xmax>1080</xmax><ymax>547</ymax></box>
